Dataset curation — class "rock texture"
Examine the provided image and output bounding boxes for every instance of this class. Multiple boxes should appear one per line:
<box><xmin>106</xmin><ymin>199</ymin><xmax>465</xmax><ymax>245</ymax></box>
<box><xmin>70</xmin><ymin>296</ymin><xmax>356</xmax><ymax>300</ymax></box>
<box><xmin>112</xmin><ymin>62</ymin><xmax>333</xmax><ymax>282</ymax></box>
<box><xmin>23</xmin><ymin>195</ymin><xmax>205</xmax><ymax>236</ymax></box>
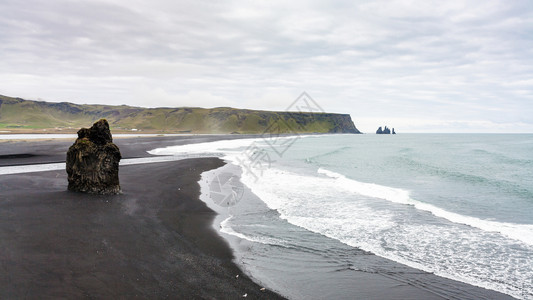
<box><xmin>66</xmin><ymin>119</ymin><xmax>121</xmax><ymax>194</ymax></box>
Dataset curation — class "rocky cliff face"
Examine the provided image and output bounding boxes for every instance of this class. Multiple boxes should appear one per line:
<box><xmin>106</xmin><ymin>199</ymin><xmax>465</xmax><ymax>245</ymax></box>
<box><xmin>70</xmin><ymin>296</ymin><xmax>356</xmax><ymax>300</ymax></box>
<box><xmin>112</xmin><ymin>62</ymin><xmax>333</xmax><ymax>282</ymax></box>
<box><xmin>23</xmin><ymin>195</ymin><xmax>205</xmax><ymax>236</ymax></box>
<box><xmin>66</xmin><ymin>119</ymin><xmax>121</xmax><ymax>195</ymax></box>
<box><xmin>274</xmin><ymin>112</ymin><xmax>360</xmax><ymax>133</ymax></box>
<box><xmin>327</xmin><ymin>114</ymin><xmax>361</xmax><ymax>133</ymax></box>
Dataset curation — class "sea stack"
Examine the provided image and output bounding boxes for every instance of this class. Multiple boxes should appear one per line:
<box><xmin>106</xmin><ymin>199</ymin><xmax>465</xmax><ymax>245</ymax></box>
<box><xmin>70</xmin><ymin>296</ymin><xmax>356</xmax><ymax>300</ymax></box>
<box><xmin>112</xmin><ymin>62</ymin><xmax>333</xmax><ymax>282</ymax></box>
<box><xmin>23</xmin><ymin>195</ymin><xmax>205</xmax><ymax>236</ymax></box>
<box><xmin>376</xmin><ymin>126</ymin><xmax>391</xmax><ymax>134</ymax></box>
<box><xmin>66</xmin><ymin>119</ymin><xmax>122</xmax><ymax>194</ymax></box>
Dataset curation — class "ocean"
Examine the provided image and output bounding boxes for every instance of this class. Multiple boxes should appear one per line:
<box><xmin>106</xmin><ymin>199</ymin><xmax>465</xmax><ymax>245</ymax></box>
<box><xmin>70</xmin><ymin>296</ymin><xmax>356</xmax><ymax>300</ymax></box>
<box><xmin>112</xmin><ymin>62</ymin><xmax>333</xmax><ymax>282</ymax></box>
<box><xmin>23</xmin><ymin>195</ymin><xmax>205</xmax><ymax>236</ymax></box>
<box><xmin>151</xmin><ymin>134</ymin><xmax>533</xmax><ymax>299</ymax></box>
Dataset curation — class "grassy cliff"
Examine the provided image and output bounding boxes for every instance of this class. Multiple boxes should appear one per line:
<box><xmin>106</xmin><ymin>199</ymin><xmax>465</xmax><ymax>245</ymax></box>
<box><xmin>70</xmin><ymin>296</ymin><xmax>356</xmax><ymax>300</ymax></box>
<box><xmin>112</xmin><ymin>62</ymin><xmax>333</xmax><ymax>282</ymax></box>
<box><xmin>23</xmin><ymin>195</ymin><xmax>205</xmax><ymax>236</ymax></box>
<box><xmin>0</xmin><ymin>95</ymin><xmax>361</xmax><ymax>134</ymax></box>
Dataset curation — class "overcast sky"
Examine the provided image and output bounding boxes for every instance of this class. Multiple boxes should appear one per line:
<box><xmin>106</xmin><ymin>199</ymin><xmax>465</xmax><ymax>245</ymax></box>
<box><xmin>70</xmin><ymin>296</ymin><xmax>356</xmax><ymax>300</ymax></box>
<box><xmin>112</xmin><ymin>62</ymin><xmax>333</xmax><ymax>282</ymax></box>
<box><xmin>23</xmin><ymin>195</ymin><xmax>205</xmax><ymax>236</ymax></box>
<box><xmin>1</xmin><ymin>0</ymin><xmax>532</xmax><ymax>133</ymax></box>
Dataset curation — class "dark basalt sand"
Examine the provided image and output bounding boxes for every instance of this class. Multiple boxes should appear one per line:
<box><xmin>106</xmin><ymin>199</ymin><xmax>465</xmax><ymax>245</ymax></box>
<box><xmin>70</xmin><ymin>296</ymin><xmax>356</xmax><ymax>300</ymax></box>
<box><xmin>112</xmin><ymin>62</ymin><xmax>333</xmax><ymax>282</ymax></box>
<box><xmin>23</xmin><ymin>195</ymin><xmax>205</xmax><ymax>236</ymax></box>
<box><xmin>0</xmin><ymin>136</ymin><xmax>282</xmax><ymax>299</ymax></box>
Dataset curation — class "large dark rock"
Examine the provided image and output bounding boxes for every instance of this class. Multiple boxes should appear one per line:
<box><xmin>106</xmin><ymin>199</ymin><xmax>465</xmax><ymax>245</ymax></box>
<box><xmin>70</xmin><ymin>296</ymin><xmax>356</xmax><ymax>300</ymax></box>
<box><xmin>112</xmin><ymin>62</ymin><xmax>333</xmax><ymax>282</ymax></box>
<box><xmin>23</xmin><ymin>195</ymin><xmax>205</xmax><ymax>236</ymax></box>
<box><xmin>66</xmin><ymin>119</ymin><xmax>121</xmax><ymax>194</ymax></box>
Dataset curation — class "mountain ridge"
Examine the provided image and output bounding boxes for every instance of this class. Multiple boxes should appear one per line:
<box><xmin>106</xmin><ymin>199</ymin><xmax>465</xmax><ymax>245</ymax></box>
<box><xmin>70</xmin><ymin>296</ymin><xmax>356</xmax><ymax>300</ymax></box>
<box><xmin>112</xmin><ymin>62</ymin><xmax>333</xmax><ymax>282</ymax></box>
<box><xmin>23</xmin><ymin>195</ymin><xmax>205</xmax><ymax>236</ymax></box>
<box><xmin>0</xmin><ymin>94</ymin><xmax>361</xmax><ymax>134</ymax></box>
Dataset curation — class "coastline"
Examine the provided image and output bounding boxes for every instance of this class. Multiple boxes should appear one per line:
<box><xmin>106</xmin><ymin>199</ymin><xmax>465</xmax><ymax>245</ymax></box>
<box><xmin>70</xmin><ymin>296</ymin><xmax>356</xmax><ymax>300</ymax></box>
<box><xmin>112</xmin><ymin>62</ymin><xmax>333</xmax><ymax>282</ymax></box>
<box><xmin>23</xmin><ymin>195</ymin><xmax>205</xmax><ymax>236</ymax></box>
<box><xmin>198</xmin><ymin>163</ymin><xmax>517</xmax><ymax>300</ymax></box>
<box><xmin>0</xmin><ymin>136</ymin><xmax>283</xmax><ymax>299</ymax></box>
<box><xmin>0</xmin><ymin>134</ymin><xmax>260</xmax><ymax>166</ymax></box>
<box><xmin>0</xmin><ymin>135</ymin><xmax>519</xmax><ymax>299</ymax></box>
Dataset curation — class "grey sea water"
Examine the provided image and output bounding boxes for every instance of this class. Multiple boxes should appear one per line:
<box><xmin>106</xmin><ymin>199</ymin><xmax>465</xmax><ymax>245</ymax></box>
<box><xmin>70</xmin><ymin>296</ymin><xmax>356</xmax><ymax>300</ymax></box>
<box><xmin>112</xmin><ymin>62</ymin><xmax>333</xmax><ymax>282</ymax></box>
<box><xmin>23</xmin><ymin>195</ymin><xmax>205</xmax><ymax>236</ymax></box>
<box><xmin>153</xmin><ymin>134</ymin><xmax>533</xmax><ymax>299</ymax></box>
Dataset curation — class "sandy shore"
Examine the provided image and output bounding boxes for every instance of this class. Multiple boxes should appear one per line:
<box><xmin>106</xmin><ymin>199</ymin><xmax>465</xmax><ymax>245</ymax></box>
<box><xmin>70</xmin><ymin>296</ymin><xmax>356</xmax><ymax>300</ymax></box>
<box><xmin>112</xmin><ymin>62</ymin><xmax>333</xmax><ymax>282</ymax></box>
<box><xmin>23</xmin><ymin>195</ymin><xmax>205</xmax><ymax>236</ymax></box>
<box><xmin>0</xmin><ymin>136</ymin><xmax>282</xmax><ymax>299</ymax></box>
<box><xmin>0</xmin><ymin>134</ymin><xmax>259</xmax><ymax>167</ymax></box>
<box><xmin>0</xmin><ymin>136</ymin><xmax>517</xmax><ymax>299</ymax></box>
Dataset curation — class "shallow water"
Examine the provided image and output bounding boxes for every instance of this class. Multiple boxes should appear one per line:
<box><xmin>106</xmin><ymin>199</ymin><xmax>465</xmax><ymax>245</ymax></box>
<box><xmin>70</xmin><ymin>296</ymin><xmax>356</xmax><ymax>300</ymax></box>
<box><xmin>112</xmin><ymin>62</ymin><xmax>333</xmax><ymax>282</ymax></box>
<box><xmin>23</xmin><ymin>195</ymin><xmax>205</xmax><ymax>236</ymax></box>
<box><xmin>154</xmin><ymin>134</ymin><xmax>533</xmax><ymax>299</ymax></box>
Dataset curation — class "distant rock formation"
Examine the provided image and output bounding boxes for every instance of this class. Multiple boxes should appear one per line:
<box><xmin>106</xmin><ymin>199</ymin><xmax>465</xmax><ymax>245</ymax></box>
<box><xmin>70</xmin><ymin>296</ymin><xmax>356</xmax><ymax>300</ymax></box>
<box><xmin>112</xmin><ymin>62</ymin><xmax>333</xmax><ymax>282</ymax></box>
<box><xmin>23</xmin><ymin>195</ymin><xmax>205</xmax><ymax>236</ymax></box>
<box><xmin>376</xmin><ymin>126</ymin><xmax>392</xmax><ymax>134</ymax></box>
<box><xmin>392</xmin><ymin>128</ymin><xmax>396</xmax><ymax>134</ymax></box>
<box><xmin>66</xmin><ymin>119</ymin><xmax>121</xmax><ymax>194</ymax></box>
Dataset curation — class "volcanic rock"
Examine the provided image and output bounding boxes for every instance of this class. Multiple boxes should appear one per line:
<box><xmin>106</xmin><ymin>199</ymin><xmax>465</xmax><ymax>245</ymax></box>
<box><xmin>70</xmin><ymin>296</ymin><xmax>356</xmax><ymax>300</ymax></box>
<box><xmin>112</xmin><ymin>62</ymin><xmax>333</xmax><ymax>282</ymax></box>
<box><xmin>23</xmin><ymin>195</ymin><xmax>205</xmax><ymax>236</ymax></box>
<box><xmin>376</xmin><ymin>126</ymin><xmax>391</xmax><ymax>134</ymax></box>
<box><xmin>66</xmin><ymin>119</ymin><xmax>121</xmax><ymax>194</ymax></box>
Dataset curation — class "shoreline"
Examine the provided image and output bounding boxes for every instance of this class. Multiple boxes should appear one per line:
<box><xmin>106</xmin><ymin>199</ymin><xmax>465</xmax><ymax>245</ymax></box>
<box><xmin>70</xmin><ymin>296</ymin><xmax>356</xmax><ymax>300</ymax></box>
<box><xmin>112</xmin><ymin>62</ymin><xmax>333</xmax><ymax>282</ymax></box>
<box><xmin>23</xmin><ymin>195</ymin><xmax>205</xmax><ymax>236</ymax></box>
<box><xmin>0</xmin><ymin>134</ymin><xmax>261</xmax><ymax>167</ymax></box>
<box><xmin>0</xmin><ymin>136</ymin><xmax>519</xmax><ymax>299</ymax></box>
<box><xmin>197</xmin><ymin>163</ymin><xmax>517</xmax><ymax>300</ymax></box>
<box><xmin>0</xmin><ymin>136</ymin><xmax>283</xmax><ymax>299</ymax></box>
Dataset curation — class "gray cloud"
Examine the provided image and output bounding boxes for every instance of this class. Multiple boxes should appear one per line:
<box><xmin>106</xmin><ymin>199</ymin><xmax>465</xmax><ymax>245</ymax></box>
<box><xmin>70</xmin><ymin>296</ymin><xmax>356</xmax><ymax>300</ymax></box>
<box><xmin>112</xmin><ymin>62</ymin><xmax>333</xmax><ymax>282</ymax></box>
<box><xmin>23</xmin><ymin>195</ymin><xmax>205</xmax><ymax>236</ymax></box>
<box><xmin>0</xmin><ymin>0</ymin><xmax>532</xmax><ymax>132</ymax></box>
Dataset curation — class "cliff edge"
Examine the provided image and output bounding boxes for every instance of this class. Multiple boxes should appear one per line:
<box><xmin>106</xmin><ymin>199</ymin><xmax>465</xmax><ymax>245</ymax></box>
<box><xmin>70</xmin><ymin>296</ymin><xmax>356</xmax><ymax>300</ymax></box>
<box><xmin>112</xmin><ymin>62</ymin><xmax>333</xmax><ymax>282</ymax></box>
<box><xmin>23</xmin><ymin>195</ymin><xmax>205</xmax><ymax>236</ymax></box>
<box><xmin>0</xmin><ymin>94</ymin><xmax>361</xmax><ymax>134</ymax></box>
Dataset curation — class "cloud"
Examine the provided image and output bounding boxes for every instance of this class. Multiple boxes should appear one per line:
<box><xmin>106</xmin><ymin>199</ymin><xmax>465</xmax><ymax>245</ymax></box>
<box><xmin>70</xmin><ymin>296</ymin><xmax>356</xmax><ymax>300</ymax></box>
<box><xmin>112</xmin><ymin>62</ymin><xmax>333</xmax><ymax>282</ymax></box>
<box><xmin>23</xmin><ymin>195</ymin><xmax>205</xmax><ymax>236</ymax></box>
<box><xmin>0</xmin><ymin>0</ymin><xmax>532</xmax><ymax>132</ymax></box>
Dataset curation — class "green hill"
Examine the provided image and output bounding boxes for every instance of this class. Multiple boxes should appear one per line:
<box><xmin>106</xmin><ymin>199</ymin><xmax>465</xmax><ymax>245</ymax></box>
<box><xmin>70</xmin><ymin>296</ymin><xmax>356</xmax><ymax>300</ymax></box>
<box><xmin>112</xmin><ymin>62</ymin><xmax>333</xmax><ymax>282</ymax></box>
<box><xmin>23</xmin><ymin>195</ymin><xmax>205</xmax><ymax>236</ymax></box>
<box><xmin>0</xmin><ymin>94</ymin><xmax>361</xmax><ymax>134</ymax></box>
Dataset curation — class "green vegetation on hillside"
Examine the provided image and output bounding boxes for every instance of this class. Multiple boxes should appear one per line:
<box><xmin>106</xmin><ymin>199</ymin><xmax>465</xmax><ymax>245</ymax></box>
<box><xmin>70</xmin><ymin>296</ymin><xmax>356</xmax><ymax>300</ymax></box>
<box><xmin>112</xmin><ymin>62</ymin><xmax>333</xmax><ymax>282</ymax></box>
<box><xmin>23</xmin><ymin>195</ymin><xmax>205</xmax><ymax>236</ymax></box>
<box><xmin>0</xmin><ymin>95</ymin><xmax>361</xmax><ymax>134</ymax></box>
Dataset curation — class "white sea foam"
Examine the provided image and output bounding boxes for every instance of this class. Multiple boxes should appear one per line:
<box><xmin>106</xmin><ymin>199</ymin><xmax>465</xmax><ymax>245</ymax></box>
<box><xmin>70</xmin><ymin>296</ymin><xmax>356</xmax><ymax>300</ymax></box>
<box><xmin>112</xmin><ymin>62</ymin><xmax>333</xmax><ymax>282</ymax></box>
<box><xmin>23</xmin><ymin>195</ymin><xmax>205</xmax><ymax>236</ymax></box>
<box><xmin>219</xmin><ymin>216</ymin><xmax>252</xmax><ymax>240</ymax></box>
<box><xmin>232</xmin><ymin>165</ymin><xmax>533</xmax><ymax>299</ymax></box>
<box><xmin>148</xmin><ymin>135</ymin><xmax>313</xmax><ymax>157</ymax></box>
<box><xmin>0</xmin><ymin>163</ymin><xmax>66</xmax><ymax>175</ymax></box>
<box><xmin>0</xmin><ymin>133</ymin><xmax>194</xmax><ymax>140</ymax></box>
<box><xmin>150</xmin><ymin>135</ymin><xmax>533</xmax><ymax>299</ymax></box>
<box><xmin>220</xmin><ymin>216</ymin><xmax>288</xmax><ymax>247</ymax></box>
<box><xmin>318</xmin><ymin>168</ymin><xmax>533</xmax><ymax>246</ymax></box>
<box><xmin>0</xmin><ymin>156</ymin><xmax>184</xmax><ymax>176</ymax></box>
<box><xmin>147</xmin><ymin>137</ymin><xmax>263</xmax><ymax>156</ymax></box>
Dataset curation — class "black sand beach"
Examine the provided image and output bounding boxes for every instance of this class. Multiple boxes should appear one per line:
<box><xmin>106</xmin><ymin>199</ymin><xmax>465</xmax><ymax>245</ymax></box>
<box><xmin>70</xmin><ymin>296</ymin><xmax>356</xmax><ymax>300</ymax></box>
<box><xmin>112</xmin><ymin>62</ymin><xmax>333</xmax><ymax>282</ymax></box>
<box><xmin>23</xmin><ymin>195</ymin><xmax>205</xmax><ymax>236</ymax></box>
<box><xmin>0</xmin><ymin>134</ymin><xmax>258</xmax><ymax>167</ymax></box>
<box><xmin>0</xmin><ymin>136</ymin><xmax>518</xmax><ymax>299</ymax></box>
<box><xmin>0</xmin><ymin>136</ymin><xmax>282</xmax><ymax>299</ymax></box>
